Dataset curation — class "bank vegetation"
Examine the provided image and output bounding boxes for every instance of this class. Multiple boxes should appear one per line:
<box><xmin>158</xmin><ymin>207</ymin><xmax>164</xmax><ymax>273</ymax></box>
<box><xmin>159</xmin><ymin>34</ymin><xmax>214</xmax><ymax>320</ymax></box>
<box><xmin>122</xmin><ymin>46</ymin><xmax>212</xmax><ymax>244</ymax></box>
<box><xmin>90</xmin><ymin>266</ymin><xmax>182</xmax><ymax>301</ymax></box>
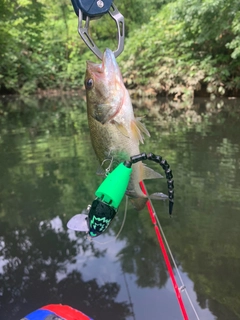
<box><xmin>0</xmin><ymin>0</ymin><xmax>240</xmax><ymax>98</ymax></box>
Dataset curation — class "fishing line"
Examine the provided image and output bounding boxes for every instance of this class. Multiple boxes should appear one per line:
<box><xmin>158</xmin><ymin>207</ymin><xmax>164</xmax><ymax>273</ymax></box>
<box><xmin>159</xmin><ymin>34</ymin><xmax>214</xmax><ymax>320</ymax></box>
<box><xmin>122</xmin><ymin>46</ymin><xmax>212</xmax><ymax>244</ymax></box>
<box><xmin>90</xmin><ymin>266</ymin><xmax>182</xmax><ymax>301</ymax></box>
<box><xmin>154</xmin><ymin>212</ymin><xmax>201</xmax><ymax>320</ymax></box>
<box><xmin>115</xmin><ymin>195</ymin><xmax>128</xmax><ymax>239</ymax></box>
<box><xmin>139</xmin><ymin>181</ymin><xmax>201</xmax><ymax>320</ymax></box>
<box><xmin>88</xmin><ymin>195</ymin><xmax>128</xmax><ymax>245</ymax></box>
<box><xmin>122</xmin><ymin>271</ymin><xmax>136</xmax><ymax>320</ymax></box>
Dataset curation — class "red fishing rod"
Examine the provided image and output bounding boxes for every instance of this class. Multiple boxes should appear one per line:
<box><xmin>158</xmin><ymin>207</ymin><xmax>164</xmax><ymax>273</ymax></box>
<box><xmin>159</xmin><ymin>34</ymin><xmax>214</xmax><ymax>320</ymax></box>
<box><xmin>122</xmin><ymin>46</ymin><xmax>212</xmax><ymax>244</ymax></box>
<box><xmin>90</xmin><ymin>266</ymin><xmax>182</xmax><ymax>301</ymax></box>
<box><xmin>139</xmin><ymin>181</ymin><xmax>189</xmax><ymax>320</ymax></box>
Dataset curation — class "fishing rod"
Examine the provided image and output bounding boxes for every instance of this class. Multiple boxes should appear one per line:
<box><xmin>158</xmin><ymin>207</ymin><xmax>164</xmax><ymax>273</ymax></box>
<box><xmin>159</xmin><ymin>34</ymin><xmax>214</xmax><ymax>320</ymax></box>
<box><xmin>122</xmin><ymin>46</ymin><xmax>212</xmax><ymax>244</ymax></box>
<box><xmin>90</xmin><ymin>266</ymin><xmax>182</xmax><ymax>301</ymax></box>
<box><xmin>140</xmin><ymin>181</ymin><xmax>201</xmax><ymax>320</ymax></box>
<box><xmin>67</xmin><ymin>152</ymin><xmax>174</xmax><ymax>237</ymax></box>
<box><xmin>139</xmin><ymin>181</ymin><xmax>189</xmax><ymax>320</ymax></box>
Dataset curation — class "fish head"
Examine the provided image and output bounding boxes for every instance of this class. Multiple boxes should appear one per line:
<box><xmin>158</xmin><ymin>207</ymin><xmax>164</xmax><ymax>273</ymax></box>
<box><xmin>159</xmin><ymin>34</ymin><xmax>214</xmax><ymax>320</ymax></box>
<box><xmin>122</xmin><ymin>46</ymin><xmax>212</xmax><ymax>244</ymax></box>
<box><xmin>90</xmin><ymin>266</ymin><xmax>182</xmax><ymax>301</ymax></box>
<box><xmin>85</xmin><ymin>48</ymin><xmax>125</xmax><ymax>124</ymax></box>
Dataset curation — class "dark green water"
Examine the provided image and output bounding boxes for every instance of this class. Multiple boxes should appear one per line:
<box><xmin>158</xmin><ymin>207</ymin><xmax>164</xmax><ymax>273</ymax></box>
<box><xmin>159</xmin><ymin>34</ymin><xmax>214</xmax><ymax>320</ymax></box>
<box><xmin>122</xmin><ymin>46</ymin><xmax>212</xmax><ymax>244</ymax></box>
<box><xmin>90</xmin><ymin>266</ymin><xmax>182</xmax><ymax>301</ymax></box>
<box><xmin>0</xmin><ymin>96</ymin><xmax>239</xmax><ymax>320</ymax></box>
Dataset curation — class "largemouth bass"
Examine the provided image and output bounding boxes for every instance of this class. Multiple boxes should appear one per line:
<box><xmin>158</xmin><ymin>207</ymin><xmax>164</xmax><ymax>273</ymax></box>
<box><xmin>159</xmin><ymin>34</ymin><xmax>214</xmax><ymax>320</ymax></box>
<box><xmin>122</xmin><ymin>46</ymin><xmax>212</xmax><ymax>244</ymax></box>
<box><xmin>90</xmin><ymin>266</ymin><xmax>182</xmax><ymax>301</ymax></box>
<box><xmin>85</xmin><ymin>49</ymin><xmax>166</xmax><ymax>210</ymax></box>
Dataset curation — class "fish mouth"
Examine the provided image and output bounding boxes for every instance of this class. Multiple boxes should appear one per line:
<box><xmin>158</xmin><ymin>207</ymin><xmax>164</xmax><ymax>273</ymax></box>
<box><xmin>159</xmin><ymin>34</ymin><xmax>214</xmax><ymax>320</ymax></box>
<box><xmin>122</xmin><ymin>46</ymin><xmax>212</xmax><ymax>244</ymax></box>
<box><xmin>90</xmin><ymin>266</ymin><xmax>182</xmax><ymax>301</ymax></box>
<box><xmin>103</xmin><ymin>48</ymin><xmax>120</xmax><ymax>76</ymax></box>
<box><xmin>86</xmin><ymin>61</ymin><xmax>102</xmax><ymax>74</ymax></box>
<box><xmin>86</xmin><ymin>49</ymin><xmax>121</xmax><ymax>79</ymax></box>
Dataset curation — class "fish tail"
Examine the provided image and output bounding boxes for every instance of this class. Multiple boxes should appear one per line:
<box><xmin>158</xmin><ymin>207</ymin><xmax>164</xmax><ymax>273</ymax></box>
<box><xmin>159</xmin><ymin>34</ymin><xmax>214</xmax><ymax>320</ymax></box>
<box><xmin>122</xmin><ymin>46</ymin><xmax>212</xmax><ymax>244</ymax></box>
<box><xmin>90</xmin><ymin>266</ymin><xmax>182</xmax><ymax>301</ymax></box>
<box><xmin>129</xmin><ymin>197</ymin><xmax>148</xmax><ymax>211</ymax></box>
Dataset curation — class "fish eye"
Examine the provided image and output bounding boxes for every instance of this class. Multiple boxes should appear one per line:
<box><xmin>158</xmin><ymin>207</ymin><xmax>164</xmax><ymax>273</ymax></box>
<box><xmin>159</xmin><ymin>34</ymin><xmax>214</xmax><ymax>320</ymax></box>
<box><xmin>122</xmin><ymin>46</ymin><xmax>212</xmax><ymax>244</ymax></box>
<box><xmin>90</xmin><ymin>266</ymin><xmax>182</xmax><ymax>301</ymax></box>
<box><xmin>85</xmin><ymin>78</ymin><xmax>94</xmax><ymax>90</ymax></box>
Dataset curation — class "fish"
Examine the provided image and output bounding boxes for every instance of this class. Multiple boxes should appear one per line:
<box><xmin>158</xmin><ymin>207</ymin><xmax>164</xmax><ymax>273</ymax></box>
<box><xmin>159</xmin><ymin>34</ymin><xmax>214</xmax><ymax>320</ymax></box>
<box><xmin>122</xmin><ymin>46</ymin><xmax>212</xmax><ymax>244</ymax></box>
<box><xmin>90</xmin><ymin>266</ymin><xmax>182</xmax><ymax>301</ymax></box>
<box><xmin>85</xmin><ymin>48</ymin><xmax>167</xmax><ymax>210</ymax></box>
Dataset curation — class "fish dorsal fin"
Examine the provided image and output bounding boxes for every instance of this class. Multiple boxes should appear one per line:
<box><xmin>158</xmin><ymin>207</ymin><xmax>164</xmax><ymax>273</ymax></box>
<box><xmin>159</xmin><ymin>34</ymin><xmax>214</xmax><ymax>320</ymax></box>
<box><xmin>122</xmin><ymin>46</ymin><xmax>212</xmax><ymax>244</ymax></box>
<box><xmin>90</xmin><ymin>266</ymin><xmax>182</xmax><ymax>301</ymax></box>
<box><xmin>112</xmin><ymin>120</ymin><xmax>130</xmax><ymax>138</ymax></box>
<box><xmin>142</xmin><ymin>164</ymin><xmax>163</xmax><ymax>180</ymax></box>
<box><xmin>131</xmin><ymin>118</ymin><xmax>150</xmax><ymax>144</ymax></box>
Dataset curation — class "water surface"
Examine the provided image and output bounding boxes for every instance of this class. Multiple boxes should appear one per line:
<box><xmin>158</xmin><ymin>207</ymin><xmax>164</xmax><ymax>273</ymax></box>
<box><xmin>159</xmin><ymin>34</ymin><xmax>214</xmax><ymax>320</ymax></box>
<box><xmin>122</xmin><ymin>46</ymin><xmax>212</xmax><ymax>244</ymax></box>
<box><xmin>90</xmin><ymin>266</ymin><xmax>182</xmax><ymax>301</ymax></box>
<box><xmin>0</xmin><ymin>96</ymin><xmax>239</xmax><ymax>320</ymax></box>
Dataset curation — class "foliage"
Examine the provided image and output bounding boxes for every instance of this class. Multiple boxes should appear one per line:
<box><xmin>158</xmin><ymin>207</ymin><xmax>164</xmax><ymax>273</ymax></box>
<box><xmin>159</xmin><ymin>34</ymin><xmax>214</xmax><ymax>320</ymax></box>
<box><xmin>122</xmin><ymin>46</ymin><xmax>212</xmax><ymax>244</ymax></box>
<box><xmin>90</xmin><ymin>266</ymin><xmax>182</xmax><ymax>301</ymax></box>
<box><xmin>119</xmin><ymin>0</ymin><xmax>240</xmax><ymax>96</ymax></box>
<box><xmin>0</xmin><ymin>0</ymin><xmax>172</xmax><ymax>95</ymax></box>
<box><xmin>0</xmin><ymin>0</ymin><xmax>93</xmax><ymax>94</ymax></box>
<box><xmin>0</xmin><ymin>0</ymin><xmax>240</xmax><ymax>95</ymax></box>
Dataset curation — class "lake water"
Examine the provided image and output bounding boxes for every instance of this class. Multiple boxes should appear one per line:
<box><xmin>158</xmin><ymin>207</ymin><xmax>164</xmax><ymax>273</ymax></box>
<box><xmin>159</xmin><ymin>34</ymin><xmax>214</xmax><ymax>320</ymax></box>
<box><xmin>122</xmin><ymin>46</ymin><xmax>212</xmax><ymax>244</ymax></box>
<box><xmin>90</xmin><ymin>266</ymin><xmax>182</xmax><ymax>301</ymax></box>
<box><xmin>0</xmin><ymin>96</ymin><xmax>239</xmax><ymax>320</ymax></box>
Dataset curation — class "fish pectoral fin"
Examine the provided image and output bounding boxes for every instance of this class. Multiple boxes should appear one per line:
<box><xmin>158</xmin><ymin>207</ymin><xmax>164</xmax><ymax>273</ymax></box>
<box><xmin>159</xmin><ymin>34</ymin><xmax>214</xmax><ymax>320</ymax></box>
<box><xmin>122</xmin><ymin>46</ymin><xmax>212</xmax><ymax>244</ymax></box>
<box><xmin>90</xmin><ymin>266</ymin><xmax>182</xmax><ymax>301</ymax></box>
<box><xmin>131</xmin><ymin>118</ymin><xmax>150</xmax><ymax>144</ymax></box>
<box><xmin>136</xmin><ymin>117</ymin><xmax>150</xmax><ymax>137</ymax></box>
<box><xmin>142</xmin><ymin>165</ymin><xmax>163</xmax><ymax>180</ymax></box>
<box><xmin>131</xmin><ymin>120</ymin><xmax>144</xmax><ymax>144</ymax></box>
<box><xmin>149</xmin><ymin>192</ymin><xmax>168</xmax><ymax>200</ymax></box>
<box><xmin>113</xmin><ymin>120</ymin><xmax>130</xmax><ymax>138</ymax></box>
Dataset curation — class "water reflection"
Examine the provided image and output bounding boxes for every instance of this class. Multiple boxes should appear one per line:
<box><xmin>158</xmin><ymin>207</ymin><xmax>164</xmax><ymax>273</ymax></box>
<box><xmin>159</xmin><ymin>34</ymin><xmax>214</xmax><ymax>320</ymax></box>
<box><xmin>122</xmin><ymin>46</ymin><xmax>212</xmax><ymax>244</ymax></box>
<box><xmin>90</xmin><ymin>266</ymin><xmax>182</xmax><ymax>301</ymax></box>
<box><xmin>141</xmin><ymin>98</ymin><xmax>240</xmax><ymax>319</ymax></box>
<box><xmin>0</xmin><ymin>96</ymin><xmax>240</xmax><ymax>319</ymax></box>
<box><xmin>0</xmin><ymin>217</ymin><xmax>131</xmax><ymax>319</ymax></box>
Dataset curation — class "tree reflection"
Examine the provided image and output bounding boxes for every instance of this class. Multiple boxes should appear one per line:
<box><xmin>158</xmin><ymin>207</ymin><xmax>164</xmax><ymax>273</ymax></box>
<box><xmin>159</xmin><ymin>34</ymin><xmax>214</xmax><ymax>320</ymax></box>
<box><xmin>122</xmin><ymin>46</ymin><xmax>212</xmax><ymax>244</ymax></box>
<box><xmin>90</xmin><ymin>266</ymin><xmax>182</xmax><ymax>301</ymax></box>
<box><xmin>1</xmin><ymin>96</ymin><xmax>240</xmax><ymax>320</ymax></box>
<box><xmin>0</xmin><ymin>97</ymin><xmax>131</xmax><ymax>319</ymax></box>
<box><xmin>114</xmin><ymin>207</ymin><xmax>169</xmax><ymax>289</ymax></box>
<box><xmin>0</xmin><ymin>96</ymin><xmax>101</xmax><ymax>228</ymax></box>
<box><xmin>0</xmin><ymin>221</ymin><xmax>132</xmax><ymax>320</ymax></box>
<box><xmin>143</xmin><ymin>103</ymin><xmax>240</xmax><ymax>319</ymax></box>
<box><xmin>58</xmin><ymin>271</ymin><xmax>131</xmax><ymax>320</ymax></box>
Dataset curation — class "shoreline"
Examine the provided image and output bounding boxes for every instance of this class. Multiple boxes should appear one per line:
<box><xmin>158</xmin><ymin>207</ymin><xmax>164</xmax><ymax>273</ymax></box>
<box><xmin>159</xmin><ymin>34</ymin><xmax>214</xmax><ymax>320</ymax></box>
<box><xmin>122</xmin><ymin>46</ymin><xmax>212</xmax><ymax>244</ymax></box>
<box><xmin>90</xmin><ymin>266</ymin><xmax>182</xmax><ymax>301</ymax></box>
<box><xmin>0</xmin><ymin>82</ymin><xmax>239</xmax><ymax>100</ymax></box>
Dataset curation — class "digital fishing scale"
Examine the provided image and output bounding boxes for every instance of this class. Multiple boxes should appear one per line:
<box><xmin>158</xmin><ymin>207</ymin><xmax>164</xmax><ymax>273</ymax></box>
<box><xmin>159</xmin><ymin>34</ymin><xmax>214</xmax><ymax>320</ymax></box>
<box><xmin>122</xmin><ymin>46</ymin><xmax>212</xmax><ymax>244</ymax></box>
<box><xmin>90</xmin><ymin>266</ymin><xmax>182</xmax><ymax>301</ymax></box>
<box><xmin>67</xmin><ymin>152</ymin><xmax>174</xmax><ymax>237</ymax></box>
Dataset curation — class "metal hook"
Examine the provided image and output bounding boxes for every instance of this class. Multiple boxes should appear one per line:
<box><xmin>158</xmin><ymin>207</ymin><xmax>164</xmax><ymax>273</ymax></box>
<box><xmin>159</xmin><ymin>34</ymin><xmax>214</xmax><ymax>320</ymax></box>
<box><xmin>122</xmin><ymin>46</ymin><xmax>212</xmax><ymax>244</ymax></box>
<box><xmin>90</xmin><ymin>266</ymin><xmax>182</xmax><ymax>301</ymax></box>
<box><xmin>101</xmin><ymin>157</ymin><xmax>114</xmax><ymax>175</ymax></box>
